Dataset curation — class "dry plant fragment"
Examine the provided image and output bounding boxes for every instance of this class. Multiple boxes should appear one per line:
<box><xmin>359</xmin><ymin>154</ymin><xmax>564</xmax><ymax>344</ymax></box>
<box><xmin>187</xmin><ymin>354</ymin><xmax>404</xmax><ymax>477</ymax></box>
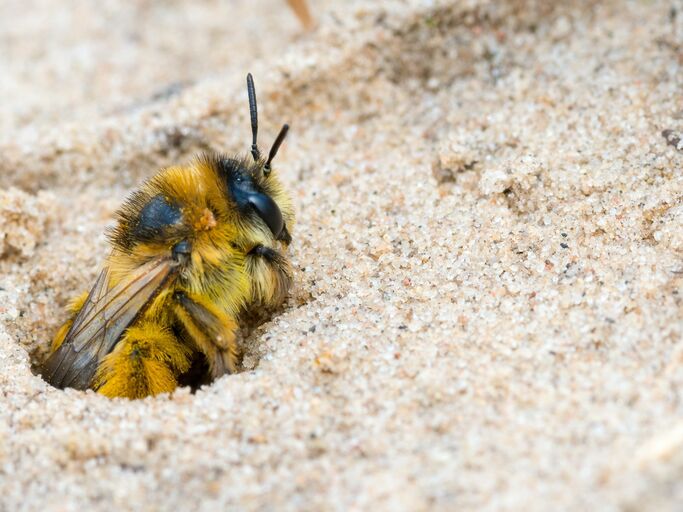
<box><xmin>286</xmin><ymin>0</ymin><xmax>315</xmax><ymax>30</ymax></box>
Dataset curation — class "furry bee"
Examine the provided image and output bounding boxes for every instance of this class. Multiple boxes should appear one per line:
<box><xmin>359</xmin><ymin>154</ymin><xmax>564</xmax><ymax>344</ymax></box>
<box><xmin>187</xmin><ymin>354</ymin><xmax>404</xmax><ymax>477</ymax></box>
<box><xmin>43</xmin><ymin>74</ymin><xmax>294</xmax><ymax>399</ymax></box>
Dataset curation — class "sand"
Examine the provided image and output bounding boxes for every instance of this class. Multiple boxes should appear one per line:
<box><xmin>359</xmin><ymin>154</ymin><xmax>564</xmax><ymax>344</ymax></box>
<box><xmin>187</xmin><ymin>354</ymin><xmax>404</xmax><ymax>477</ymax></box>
<box><xmin>1</xmin><ymin>0</ymin><xmax>682</xmax><ymax>510</ymax></box>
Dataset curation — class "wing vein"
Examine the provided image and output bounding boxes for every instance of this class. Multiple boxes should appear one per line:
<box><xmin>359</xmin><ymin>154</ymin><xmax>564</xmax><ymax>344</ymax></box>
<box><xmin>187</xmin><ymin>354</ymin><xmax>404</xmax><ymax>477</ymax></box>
<box><xmin>43</xmin><ymin>256</ymin><xmax>179</xmax><ymax>390</ymax></box>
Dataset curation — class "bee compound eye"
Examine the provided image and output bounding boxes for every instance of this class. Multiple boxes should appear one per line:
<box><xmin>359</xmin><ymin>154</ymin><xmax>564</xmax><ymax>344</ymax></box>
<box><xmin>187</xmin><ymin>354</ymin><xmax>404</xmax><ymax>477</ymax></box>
<box><xmin>247</xmin><ymin>192</ymin><xmax>284</xmax><ymax>239</ymax></box>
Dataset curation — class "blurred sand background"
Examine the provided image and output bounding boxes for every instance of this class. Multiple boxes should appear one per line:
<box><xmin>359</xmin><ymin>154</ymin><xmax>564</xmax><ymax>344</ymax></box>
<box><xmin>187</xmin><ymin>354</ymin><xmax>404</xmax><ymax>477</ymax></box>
<box><xmin>1</xmin><ymin>0</ymin><xmax>682</xmax><ymax>510</ymax></box>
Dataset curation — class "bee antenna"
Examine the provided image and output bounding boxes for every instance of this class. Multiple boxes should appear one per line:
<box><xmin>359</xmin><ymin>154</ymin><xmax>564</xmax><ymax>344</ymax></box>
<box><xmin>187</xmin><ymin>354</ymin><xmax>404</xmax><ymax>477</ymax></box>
<box><xmin>264</xmin><ymin>124</ymin><xmax>289</xmax><ymax>176</ymax></box>
<box><xmin>247</xmin><ymin>73</ymin><xmax>261</xmax><ymax>162</ymax></box>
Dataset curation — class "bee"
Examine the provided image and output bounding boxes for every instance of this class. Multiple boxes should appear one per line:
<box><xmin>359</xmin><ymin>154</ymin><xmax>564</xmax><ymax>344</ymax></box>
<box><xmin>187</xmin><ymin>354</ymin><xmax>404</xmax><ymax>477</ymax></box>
<box><xmin>43</xmin><ymin>74</ymin><xmax>294</xmax><ymax>399</ymax></box>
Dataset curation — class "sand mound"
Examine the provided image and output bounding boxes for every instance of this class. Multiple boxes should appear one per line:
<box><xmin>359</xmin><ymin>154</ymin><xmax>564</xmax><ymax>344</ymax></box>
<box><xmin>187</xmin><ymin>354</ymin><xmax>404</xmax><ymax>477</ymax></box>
<box><xmin>1</xmin><ymin>0</ymin><xmax>682</xmax><ymax>510</ymax></box>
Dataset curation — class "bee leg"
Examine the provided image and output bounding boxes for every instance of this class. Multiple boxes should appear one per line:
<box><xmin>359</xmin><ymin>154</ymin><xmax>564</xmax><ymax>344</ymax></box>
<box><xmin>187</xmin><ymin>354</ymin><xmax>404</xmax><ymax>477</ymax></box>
<box><xmin>173</xmin><ymin>291</ymin><xmax>239</xmax><ymax>379</ymax></box>
<box><xmin>246</xmin><ymin>244</ymin><xmax>293</xmax><ymax>307</ymax></box>
<box><xmin>93</xmin><ymin>323</ymin><xmax>191</xmax><ymax>399</ymax></box>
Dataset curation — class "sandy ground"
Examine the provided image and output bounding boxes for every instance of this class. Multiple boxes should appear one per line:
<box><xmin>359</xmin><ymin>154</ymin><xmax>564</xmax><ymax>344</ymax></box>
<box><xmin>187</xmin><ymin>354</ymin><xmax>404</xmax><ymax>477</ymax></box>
<box><xmin>1</xmin><ymin>0</ymin><xmax>682</xmax><ymax>510</ymax></box>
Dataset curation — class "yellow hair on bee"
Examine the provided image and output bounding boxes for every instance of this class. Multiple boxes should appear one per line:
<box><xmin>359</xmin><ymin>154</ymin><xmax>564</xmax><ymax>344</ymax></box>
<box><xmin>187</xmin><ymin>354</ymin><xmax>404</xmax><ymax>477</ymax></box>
<box><xmin>44</xmin><ymin>75</ymin><xmax>296</xmax><ymax>399</ymax></box>
<box><xmin>245</xmin><ymin>252</ymin><xmax>292</xmax><ymax>307</ymax></box>
<box><xmin>94</xmin><ymin>324</ymin><xmax>192</xmax><ymax>399</ymax></box>
<box><xmin>50</xmin><ymin>291</ymin><xmax>89</xmax><ymax>352</ymax></box>
<box><xmin>173</xmin><ymin>292</ymin><xmax>239</xmax><ymax>377</ymax></box>
<box><xmin>51</xmin><ymin>322</ymin><xmax>71</xmax><ymax>353</ymax></box>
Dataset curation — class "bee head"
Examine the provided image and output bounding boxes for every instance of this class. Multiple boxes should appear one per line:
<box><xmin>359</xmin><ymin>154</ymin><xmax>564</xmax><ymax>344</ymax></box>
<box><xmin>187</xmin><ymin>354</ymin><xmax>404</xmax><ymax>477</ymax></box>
<box><xmin>218</xmin><ymin>157</ymin><xmax>291</xmax><ymax>244</ymax></box>
<box><xmin>213</xmin><ymin>73</ymin><xmax>291</xmax><ymax>244</ymax></box>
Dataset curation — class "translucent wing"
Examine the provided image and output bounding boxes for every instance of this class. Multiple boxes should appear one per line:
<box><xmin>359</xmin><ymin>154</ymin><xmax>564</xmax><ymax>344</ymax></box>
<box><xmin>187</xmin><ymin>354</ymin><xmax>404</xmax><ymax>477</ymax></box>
<box><xmin>43</xmin><ymin>256</ymin><xmax>179</xmax><ymax>390</ymax></box>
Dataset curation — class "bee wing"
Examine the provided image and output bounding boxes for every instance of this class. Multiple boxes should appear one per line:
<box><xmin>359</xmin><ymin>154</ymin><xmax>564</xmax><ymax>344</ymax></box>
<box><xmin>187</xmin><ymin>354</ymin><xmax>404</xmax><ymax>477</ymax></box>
<box><xmin>43</xmin><ymin>256</ymin><xmax>179</xmax><ymax>390</ymax></box>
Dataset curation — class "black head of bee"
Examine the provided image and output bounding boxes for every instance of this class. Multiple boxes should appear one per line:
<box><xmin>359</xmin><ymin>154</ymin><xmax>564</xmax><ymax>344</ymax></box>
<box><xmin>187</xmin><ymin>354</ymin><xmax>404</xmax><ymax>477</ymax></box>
<box><xmin>223</xmin><ymin>73</ymin><xmax>291</xmax><ymax>243</ymax></box>
<box><xmin>219</xmin><ymin>157</ymin><xmax>287</xmax><ymax>241</ymax></box>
